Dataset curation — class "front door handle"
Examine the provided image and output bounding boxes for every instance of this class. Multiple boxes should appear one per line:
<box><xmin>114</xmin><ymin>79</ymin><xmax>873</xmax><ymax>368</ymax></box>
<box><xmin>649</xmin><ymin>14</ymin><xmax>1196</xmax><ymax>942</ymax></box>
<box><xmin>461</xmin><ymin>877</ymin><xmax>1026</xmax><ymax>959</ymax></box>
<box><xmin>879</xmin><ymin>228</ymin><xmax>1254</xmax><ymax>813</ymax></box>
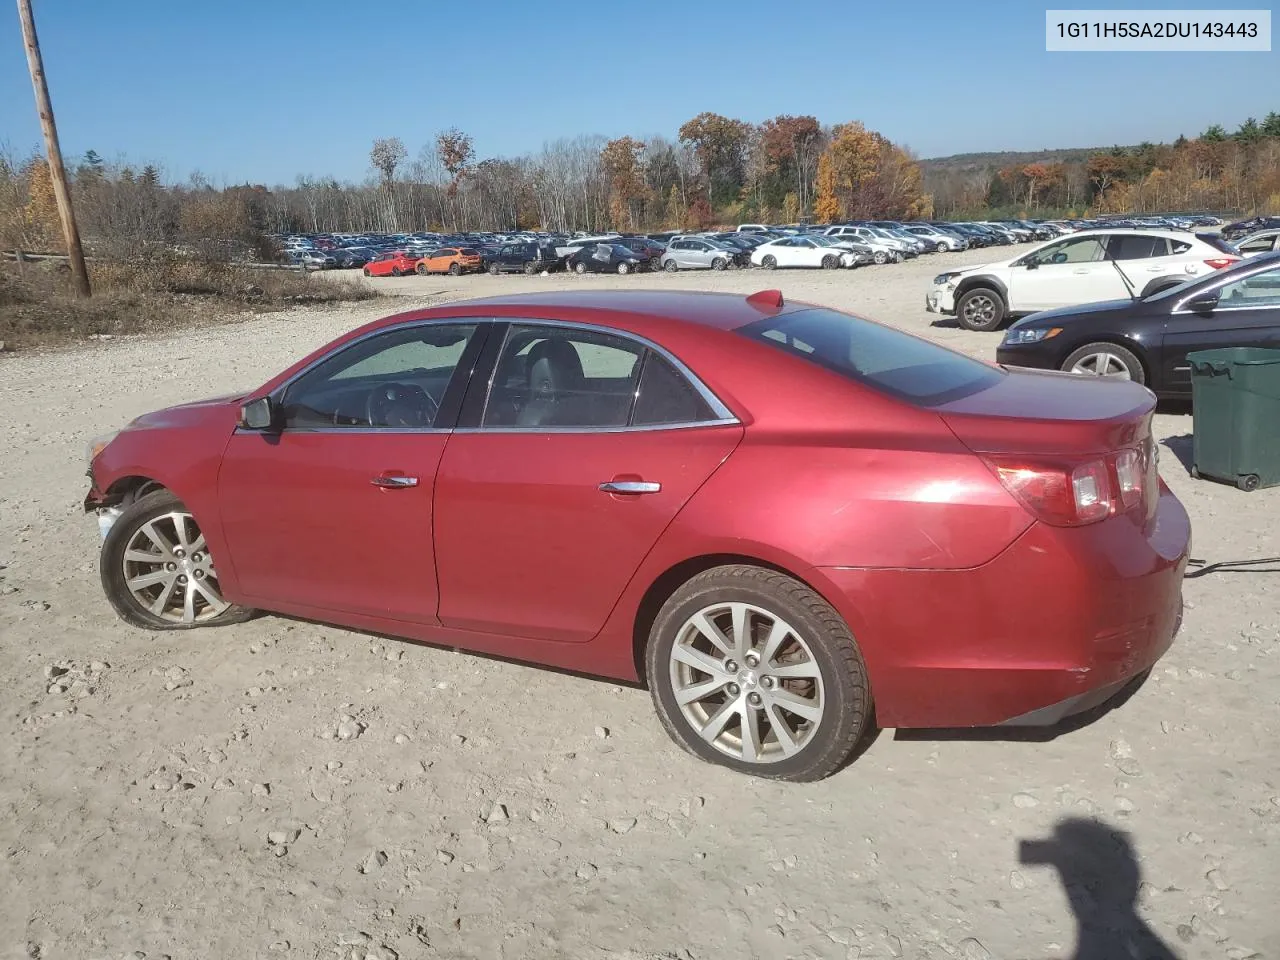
<box><xmin>372</xmin><ymin>474</ymin><xmax>419</xmax><ymax>489</ymax></box>
<box><xmin>1072</xmin><ymin>267</ymin><xmax>1089</xmax><ymax>274</ymax></box>
<box><xmin>599</xmin><ymin>480</ymin><xmax>661</xmax><ymax>495</ymax></box>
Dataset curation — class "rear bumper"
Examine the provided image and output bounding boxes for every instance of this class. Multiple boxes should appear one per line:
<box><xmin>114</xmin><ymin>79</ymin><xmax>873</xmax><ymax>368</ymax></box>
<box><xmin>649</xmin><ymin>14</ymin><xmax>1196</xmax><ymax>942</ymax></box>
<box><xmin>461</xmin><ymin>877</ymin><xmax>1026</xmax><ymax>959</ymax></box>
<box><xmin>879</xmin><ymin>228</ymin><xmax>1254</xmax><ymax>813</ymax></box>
<box><xmin>820</xmin><ymin>487</ymin><xmax>1190</xmax><ymax>728</ymax></box>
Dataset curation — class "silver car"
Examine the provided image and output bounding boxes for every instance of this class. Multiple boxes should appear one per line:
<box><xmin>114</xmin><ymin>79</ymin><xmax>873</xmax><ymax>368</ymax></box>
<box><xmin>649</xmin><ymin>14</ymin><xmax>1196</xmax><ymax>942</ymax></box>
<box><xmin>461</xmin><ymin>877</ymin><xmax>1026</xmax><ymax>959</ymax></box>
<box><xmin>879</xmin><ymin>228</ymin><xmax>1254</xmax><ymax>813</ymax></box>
<box><xmin>660</xmin><ymin>236</ymin><xmax>742</xmax><ymax>271</ymax></box>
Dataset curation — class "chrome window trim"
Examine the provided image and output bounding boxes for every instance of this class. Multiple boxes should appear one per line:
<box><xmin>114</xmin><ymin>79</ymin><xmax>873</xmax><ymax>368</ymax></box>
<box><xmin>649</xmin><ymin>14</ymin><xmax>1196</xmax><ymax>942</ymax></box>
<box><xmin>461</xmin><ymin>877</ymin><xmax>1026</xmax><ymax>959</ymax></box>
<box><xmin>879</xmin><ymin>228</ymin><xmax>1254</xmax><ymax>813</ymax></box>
<box><xmin>258</xmin><ymin>314</ymin><xmax>739</xmax><ymax>435</ymax></box>
<box><xmin>1171</xmin><ymin>261</ymin><xmax>1280</xmax><ymax>314</ymax></box>
<box><xmin>478</xmin><ymin>316</ymin><xmax>738</xmax><ymax>427</ymax></box>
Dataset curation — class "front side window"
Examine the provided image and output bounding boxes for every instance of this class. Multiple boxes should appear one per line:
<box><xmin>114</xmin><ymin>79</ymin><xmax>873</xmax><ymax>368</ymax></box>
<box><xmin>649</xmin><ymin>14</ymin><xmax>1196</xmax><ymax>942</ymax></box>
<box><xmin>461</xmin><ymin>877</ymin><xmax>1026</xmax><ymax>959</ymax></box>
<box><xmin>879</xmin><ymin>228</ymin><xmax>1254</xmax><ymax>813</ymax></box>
<box><xmin>740</xmin><ymin>307</ymin><xmax>1002</xmax><ymax>407</ymax></box>
<box><xmin>1215</xmin><ymin>265</ymin><xmax>1280</xmax><ymax>308</ymax></box>
<box><xmin>281</xmin><ymin>323</ymin><xmax>478</xmax><ymax>428</ymax></box>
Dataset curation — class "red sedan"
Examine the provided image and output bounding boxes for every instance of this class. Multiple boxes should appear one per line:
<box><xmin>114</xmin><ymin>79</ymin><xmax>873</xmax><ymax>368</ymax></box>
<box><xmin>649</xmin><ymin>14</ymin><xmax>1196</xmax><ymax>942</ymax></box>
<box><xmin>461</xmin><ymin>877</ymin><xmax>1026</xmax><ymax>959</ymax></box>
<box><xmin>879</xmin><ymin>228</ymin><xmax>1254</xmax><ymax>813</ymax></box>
<box><xmin>362</xmin><ymin>250</ymin><xmax>420</xmax><ymax>277</ymax></box>
<box><xmin>84</xmin><ymin>290</ymin><xmax>1190</xmax><ymax>781</ymax></box>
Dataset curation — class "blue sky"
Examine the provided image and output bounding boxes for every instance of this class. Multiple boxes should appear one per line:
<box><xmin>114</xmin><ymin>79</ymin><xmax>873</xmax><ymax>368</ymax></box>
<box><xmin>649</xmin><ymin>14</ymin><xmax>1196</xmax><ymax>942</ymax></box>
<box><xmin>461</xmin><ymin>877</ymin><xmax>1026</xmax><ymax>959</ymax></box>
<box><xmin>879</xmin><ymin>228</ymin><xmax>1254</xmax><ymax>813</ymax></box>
<box><xmin>1</xmin><ymin>0</ymin><xmax>1276</xmax><ymax>186</ymax></box>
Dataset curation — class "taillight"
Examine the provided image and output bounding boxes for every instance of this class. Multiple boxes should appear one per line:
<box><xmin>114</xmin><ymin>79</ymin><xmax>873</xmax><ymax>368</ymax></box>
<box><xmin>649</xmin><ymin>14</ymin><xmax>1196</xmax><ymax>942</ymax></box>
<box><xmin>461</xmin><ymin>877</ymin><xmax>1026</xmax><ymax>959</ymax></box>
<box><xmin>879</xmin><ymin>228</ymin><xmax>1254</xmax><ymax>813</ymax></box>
<box><xmin>985</xmin><ymin>446</ymin><xmax>1154</xmax><ymax>526</ymax></box>
<box><xmin>1204</xmin><ymin>258</ymin><xmax>1238</xmax><ymax>269</ymax></box>
<box><xmin>984</xmin><ymin>456</ymin><xmax>1112</xmax><ymax>526</ymax></box>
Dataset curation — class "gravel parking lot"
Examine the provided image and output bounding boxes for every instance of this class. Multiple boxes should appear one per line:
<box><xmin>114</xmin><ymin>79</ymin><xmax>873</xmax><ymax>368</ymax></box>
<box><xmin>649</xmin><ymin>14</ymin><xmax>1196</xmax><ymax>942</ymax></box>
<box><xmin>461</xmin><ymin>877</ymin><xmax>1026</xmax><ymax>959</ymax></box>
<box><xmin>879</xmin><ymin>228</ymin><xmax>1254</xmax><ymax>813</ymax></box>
<box><xmin>1</xmin><ymin>247</ymin><xmax>1276</xmax><ymax>960</ymax></box>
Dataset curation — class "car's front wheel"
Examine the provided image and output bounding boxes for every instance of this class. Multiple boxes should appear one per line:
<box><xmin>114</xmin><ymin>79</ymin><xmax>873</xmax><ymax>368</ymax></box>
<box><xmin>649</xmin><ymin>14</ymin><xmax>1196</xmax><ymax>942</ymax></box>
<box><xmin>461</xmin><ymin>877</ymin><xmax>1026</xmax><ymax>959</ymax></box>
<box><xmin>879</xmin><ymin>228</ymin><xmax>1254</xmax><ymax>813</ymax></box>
<box><xmin>872</xmin><ymin>251</ymin><xmax>887</xmax><ymax>265</ymax></box>
<box><xmin>1063</xmin><ymin>342</ymin><xmax>1145</xmax><ymax>383</ymax></box>
<box><xmin>646</xmin><ymin>565</ymin><xmax>871</xmax><ymax>782</ymax></box>
<box><xmin>761</xmin><ymin>255</ymin><xmax>777</xmax><ymax>270</ymax></box>
<box><xmin>664</xmin><ymin>259</ymin><xmax>679</xmax><ymax>273</ymax></box>
<box><xmin>100</xmin><ymin>490</ymin><xmax>254</xmax><ymax>630</ymax></box>
<box><xmin>488</xmin><ymin>262</ymin><xmax>500</xmax><ymax>275</ymax></box>
<box><xmin>955</xmin><ymin>287</ymin><xmax>1006</xmax><ymax>331</ymax></box>
<box><xmin>617</xmin><ymin>261</ymin><xmax>631</xmax><ymax>275</ymax></box>
<box><xmin>574</xmin><ymin>261</ymin><xmax>587</xmax><ymax>274</ymax></box>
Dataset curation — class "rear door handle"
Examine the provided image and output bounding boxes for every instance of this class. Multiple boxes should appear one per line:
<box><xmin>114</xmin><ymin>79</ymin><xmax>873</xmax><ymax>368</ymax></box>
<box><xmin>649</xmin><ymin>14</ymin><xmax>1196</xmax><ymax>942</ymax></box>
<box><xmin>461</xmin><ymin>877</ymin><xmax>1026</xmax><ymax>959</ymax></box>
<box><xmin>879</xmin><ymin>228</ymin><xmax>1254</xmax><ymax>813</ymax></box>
<box><xmin>372</xmin><ymin>474</ymin><xmax>419</xmax><ymax>489</ymax></box>
<box><xmin>599</xmin><ymin>480</ymin><xmax>661</xmax><ymax>495</ymax></box>
<box><xmin>1072</xmin><ymin>267</ymin><xmax>1089</xmax><ymax>274</ymax></box>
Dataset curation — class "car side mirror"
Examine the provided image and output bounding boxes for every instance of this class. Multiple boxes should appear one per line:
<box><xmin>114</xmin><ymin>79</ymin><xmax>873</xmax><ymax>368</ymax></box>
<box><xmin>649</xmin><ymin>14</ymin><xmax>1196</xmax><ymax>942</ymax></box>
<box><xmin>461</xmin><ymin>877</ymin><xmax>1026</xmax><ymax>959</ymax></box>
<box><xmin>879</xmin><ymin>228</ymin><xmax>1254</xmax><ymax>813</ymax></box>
<box><xmin>239</xmin><ymin>396</ymin><xmax>277</xmax><ymax>431</ymax></box>
<box><xmin>1187</xmin><ymin>293</ymin><xmax>1219</xmax><ymax>313</ymax></box>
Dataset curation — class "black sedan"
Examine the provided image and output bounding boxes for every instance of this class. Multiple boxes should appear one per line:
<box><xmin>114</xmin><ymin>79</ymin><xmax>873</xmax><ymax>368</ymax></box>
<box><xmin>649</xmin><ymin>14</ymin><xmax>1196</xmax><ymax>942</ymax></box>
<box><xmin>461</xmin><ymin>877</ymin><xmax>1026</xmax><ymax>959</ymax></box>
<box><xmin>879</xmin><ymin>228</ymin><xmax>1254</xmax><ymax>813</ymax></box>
<box><xmin>566</xmin><ymin>243</ymin><xmax>649</xmax><ymax>275</ymax></box>
<box><xmin>995</xmin><ymin>252</ymin><xmax>1280</xmax><ymax>398</ymax></box>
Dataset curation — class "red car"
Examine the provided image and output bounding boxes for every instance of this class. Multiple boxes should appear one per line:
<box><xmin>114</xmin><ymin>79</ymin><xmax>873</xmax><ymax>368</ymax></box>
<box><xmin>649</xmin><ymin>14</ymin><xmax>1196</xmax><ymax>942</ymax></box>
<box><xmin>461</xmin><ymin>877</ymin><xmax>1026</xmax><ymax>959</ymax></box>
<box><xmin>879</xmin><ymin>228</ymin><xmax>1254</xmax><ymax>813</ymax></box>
<box><xmin>362</xmin><ymin>250</ymin><xmax>420</xmax><ymax>277</ymax></box>
<box><xmin>84</xmin><ymin>290</ymin><xmax>1189</xmax><ymax>781</ymax></box>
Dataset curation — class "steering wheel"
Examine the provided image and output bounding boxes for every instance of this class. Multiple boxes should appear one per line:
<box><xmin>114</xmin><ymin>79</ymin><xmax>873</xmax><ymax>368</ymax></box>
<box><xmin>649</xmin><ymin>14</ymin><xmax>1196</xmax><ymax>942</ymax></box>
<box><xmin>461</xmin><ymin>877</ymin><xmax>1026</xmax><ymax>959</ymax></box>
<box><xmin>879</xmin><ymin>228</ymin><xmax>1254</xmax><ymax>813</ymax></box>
<box><xmin>365</xmin><ymin>382</ymin><xmax>439</xmax><ymax>427</ymax></box>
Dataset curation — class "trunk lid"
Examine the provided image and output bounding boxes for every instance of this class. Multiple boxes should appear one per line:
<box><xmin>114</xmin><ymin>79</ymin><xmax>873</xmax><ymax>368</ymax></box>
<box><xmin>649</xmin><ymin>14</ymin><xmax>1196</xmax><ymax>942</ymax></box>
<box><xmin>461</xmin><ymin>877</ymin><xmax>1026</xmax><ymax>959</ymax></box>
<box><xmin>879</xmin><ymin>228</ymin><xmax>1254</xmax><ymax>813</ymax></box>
<box><xmin>937</xmin><ymin>367</ymin><xmax>1155</xmax><ymax>456</ymax></box>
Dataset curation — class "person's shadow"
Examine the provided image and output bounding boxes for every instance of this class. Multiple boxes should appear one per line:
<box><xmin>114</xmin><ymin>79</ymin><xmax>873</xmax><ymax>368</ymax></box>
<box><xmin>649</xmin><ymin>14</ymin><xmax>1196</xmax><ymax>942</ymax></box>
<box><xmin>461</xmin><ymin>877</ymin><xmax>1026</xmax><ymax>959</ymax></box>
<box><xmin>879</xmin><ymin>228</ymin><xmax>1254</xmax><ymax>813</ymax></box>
<box><xmin>1020</xmin><ymin>818</ymin><xmax>1179</xmax><ymax>960</ymax></box>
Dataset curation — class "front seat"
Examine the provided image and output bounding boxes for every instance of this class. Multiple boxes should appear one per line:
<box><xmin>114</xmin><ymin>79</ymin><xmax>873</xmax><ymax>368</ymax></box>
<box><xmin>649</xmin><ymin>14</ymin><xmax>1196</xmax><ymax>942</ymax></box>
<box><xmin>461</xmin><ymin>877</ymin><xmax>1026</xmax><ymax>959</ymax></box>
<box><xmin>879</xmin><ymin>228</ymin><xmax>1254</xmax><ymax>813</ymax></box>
<box><xmin>517</xmin><ymin>338</ymin><xmax>585</xmax><ymax>427</ymax></box>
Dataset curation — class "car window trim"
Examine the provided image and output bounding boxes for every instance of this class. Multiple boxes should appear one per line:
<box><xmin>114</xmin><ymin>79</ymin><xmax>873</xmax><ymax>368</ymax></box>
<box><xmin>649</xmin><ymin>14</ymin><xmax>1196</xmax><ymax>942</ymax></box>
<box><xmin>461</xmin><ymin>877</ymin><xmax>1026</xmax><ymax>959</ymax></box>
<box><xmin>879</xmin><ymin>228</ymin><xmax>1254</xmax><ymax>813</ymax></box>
<box><xmin>459</xmin><ymin>316</ymin><xmax>738</xmax><ymax>434</ymax></box>
<box><xmin>258</xmin><ymin>319</ymin><xmax>493</xmax><ymax>434</ymax></box>
<box><xmin>1171</xmin><ymin>259</ymin><xmax>1280</xmax><ymax>314</ymax></box>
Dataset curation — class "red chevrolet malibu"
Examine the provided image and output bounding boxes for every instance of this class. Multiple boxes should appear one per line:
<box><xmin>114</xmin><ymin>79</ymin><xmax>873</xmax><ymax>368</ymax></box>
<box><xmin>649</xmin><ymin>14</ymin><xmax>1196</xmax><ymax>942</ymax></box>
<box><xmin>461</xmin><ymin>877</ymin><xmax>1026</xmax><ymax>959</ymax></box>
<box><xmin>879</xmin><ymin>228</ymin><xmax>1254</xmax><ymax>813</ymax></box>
<box><xmin>85</xmin><ymin>290</ymin><xmax>1190</xmax><ymax>781</ymax></box>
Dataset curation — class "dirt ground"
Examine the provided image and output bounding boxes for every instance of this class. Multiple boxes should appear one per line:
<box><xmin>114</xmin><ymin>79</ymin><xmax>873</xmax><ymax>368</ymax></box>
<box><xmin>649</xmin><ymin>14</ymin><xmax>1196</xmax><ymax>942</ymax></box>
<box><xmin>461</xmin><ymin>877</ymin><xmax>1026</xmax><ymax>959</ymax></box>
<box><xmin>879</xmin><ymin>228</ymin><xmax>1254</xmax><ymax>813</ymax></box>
<box><xmin>1</xmin><ymin>249</ymin><xmax>1277</xmax><ymax>960</ymax></box>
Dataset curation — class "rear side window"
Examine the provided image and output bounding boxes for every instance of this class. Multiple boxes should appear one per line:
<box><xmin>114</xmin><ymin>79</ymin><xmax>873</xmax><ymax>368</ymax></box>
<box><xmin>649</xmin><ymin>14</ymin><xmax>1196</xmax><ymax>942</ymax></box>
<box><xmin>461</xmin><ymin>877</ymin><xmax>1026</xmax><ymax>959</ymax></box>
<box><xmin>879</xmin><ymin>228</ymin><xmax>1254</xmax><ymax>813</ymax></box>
<box><xmin>739</xmin><ymin>308</ymin><xmax>1002</xmax><ymax>406</ymax></box>
<box><xmin>1109</xmin><ymin>234</ymin><xmax>1167</xmax><ymax>259</ymax></box>
<box><xmin>632</xmin><ymin>353</ymin><xmax>716</xmax><ymax>425</ymax></box>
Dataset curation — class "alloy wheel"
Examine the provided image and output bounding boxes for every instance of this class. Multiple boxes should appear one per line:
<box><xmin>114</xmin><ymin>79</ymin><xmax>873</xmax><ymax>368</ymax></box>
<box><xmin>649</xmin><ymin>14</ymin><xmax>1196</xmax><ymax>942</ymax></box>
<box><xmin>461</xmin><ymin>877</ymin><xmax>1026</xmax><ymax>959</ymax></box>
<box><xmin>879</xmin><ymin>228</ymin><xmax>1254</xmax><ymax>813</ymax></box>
<box><xmin>962</xmin><ymin>294</ymin><xmax>997</xmax><ymax>326</ymax></box>
<box><xmin>1069</xmin><ymin>351</ymin><xmax>1133</xmax><ymax>379</ymax></box>
<box><xmin>121</xmin><ymin>511</ymin><xmax>229</xmax><ymax>624</ymax></box>
<box><xmin>669</xmin><ymin>602</ymin><xmax>824</xmax><ymax>764</ymax></box>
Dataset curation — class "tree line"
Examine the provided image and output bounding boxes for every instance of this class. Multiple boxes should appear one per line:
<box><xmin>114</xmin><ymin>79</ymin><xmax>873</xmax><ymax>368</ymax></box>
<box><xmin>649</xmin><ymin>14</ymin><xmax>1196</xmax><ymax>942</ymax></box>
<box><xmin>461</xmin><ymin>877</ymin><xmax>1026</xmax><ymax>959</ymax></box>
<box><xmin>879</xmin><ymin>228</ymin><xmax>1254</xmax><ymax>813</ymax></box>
<box><xmin>3</xmin><ymin>111</ymin><xmax>1278</xmax><ymax>260</ymax></box>
<box><xmin>927</xmin><ymin>112</ymin><xmax>1280</xmax><ymax>218</ymax></box>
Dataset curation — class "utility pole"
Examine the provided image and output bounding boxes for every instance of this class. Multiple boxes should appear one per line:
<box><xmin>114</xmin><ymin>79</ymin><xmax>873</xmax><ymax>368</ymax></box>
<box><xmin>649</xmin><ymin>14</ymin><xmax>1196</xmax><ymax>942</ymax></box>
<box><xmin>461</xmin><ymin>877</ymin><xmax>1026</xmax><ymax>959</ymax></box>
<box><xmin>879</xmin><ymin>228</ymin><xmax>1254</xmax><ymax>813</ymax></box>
<box><xmin>16</xmin><ymin>0</ymin><xmax>90</xmax><ymax>297</ymax></box>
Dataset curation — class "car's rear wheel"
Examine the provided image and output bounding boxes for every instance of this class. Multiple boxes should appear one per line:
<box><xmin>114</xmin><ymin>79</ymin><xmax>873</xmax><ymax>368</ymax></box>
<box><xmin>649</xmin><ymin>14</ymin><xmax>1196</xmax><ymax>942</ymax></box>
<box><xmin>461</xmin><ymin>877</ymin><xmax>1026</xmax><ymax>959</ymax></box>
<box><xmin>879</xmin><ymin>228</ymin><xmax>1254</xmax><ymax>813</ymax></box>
<box><xmin>391</xmin><ymin>267</ymin><xmax>402</xmax><ymax>277</ymax></box>
<box><xmin>100</xmin><ymin>490</ymin><xmax>255</xmax><ymax>631</ymax></box>
<box><xmin>448</xmin><ymin>262</ymin><xmax>461</xmax><ymax>276</ymax></box>
<box><xmin>646</xmin><ymin>564</ymin><xmax>871</xmax><ymax>782</ymax></box>
<box><xmin>664</xmin><ymin>259</ymin><xmax>679</xmax><ymax>272</ymax></box>
<box><xmin>872</xmin><ymin>251</ymin><xmax>887</xmax><ymax>265</ymax></box>
<box><xmin>574</xmin><ymin>261</ymin><xmax>587</xmax><ymax>275</ymax></box>
<box><xmin>761</xmin><ymin>255</ymin><xmax>777</xmax><ymax>270</ymax></box>
<box><xmin>821</xmin><ymin>254</ymin><xmax>839</xmax><ymax>270</ymax></box>
<box><xmin>1063</xmin><ymin>342</ymin><xmax>1145</xmax><ymax>383</ymax></box>
<box><xmin>956</xmin><ymin>288</ymin><xmax>1006</xmax><ymax>331</ymax></box>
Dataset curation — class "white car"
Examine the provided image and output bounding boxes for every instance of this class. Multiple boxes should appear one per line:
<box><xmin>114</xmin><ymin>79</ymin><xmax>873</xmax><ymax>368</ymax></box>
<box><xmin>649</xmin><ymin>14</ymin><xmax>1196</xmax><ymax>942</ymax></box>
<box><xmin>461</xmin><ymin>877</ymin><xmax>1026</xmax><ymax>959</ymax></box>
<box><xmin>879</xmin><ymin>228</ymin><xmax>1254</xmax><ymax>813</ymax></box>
<box><xmin>823</xmin><ymin>226</ymin><xmax>904</xmax><ymax>263</ymax></box>
<box><xmin>750</xmin><ymin>236</ymin><xmax>856</xmax><ymax>270</ymax></box>
<box><xmin>1234</xmin><ymin>229</ymin><xmax>1280</xmax><ymax>258</ymax></box>
<box><xmin>926</xmin><ymin>228</ymin><xmax>1242</xmax><ymax>331</ymax></box>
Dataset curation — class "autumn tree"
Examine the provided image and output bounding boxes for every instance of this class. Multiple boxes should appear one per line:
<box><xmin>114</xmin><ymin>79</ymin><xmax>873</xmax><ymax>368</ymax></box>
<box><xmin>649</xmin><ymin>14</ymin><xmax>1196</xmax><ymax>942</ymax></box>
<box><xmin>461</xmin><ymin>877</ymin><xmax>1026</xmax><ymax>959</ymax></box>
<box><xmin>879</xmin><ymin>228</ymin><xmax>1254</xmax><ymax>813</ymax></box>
<box><xmin>600</xmin><ymin>136</ymin><xmax>646</xmax><ymax>230</ymax></box>
<box><xmin>1085</xmin><ymin>153</ymin><xmax>1126</xmax><ymax>198</ymax></box>
<box><xmin>436</xmin><ymin>129</ymin><xmax>475</xmax><ymax>196</ymax></box>
<box><xmin>677</xmin><ymin>112</ymin><xmax>752</xmax><ymax>209</ymax></box>
<box><xmin>760</xmin><ymin>115</ymin><xmax>822</xmax><ymax>215</ymax></box>
<box><xmin>813</xmin><ymin>152</ymin><xmax>841</xmax><ymax>221</ymax></box>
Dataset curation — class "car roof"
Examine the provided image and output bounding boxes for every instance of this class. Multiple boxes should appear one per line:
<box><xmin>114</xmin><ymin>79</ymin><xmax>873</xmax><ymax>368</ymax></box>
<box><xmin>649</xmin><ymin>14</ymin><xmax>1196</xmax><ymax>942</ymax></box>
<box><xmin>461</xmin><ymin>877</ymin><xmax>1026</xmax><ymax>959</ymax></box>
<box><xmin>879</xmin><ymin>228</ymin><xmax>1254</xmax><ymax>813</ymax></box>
<box><xmin>376</xmin><ymin>289</ymin><xmax>804</xmax><ymax>333</ymax></box>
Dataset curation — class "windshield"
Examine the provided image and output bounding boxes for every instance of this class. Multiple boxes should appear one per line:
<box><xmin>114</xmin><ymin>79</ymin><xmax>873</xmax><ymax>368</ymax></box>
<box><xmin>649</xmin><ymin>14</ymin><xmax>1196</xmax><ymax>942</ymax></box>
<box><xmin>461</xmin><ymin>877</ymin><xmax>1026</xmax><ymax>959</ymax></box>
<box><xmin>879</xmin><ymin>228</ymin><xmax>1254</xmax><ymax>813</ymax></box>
<box><xmin>738</xmin><ymin>307</ymin><xmax>1003</xmax><ymax>406</ymax></box>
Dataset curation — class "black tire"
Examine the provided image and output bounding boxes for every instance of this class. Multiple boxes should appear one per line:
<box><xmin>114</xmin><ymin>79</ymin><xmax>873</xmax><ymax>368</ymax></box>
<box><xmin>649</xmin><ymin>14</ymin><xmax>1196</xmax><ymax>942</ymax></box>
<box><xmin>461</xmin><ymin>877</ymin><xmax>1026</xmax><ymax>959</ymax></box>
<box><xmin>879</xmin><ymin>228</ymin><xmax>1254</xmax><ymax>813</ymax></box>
<box><xmin>872</xmin><ymin>251</ymin><xmax>888</xmax><ymax>265</ymax></box>
<box><xmin>955</xmin><ymin>287</ymin><xmax>1007</xmax><ymax>332</ymax></box>
<box><xmin>448</xmin><ymin>262</ymin><xmax>461</xmax><ymax>276</ymax></box>
<box><xmin>821</xmin><ymin>254</ymin><xmax>839</xmax><ymax>270</ymax></box>
<box><xmin>1238</xmin><ymin>474</ymin><xmax>1261</xmax><ymax>492</ymax></box>
<box><xmin>617</xmin><ymin>261</ymin><xmax>630</xmax><ymax>275</ymax></box>
<box><xmin>664</xmin><ymin>259</ymin><xmax>678</xmax><ymax>273</ymax></box>
<box><xmin>646</xmin><ymin>564</ymin><xmax>871</xmax><ymax>782</ymax></box>
<box><xmin>100</xmin><ymin>489</ymin><xmax>255</xmax><ymax>631</ymax></box>
<box><xmin>574</xmin><ymin>261</ymin><xmax>587</xmax><ymax>275</ymax></box>
<box><xmin>711</xmin><ymin>257</ymin><xmax>727</xmax><ymax>271</ymax></box>
<box><xmin>761</xmin><ymin>255</ymin><xmax>777</xmax><ymax>270</ymax></box>
<box><xmin>415</xmin><ymin>263</ymin><xmax>427</xmax><ymax>275</ymax></box>
<box><xmin>1061</xmin><ymin>341</ymin><xmax>1145</xmax><ymax>384</ymax></box>
<box><xmin>362</xmin><ymin>267</ymin><xmax>371</xmax><ymax>277</ymax></box>
<box><xmin>524</xmin><ymin>261</ymin><xmax>537</xmax><ymax>275</ymax></box>
<box><xmin>391</xmin><ymin>267</ymin><xmax>402</xmax><ymax>277</ymax></box>
<box><xmin>1190</xmin><ymin>466</ymin><xmax>1201</xmax><ymax>480</ymax></box>
<box><xmin>488</xmin><ymin>262</ymin><xmax>500</xmax><ymax>276</ymax></box>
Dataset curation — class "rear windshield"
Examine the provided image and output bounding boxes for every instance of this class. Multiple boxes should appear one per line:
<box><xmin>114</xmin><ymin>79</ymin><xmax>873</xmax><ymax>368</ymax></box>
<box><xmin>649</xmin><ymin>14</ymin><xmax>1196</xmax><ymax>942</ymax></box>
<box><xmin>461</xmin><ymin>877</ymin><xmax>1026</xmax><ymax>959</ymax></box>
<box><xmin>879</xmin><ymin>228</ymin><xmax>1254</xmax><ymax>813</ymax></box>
<box><xmin>739</xmin><ymin>307</ymin><xmax>1003</xmax><ymax>406</ymax></box>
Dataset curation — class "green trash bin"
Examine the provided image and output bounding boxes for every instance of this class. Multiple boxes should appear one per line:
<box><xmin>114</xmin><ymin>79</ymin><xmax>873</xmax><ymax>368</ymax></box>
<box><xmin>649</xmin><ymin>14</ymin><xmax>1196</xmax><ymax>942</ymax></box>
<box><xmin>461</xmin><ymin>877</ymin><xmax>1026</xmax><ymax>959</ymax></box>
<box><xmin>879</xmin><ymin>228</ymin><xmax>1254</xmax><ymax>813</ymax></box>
<box><xmin>1188</xmin><ymin>346</ymin><xmax>1280</xmax><ymax>491</ymax></box>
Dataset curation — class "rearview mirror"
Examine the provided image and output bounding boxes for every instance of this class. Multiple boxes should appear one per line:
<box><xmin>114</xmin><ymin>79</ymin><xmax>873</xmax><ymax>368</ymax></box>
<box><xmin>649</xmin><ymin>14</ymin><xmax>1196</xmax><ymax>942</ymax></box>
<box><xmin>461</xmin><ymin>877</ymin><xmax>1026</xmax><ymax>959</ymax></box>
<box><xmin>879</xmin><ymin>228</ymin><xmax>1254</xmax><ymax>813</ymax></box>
<box><xmin>239</xmin><ymin>396</ymin><xmax>277</xmax><ymax>430</ymax></box>
<box><xmin>1187</xmin><ymin>293</ymin><xmax>1220</xmax><ymax>313</ymax></box>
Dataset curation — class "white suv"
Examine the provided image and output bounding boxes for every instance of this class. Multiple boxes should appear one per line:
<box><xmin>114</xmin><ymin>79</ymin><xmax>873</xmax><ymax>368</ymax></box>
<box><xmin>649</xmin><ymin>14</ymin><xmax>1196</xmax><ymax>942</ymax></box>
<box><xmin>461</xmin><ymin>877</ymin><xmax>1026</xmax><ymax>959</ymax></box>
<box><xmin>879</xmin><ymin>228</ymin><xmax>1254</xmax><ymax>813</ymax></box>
<box><xmin>927</xmin><ymin>229</ymin><xmax>1241</xmax><ymax>330</ymax></box>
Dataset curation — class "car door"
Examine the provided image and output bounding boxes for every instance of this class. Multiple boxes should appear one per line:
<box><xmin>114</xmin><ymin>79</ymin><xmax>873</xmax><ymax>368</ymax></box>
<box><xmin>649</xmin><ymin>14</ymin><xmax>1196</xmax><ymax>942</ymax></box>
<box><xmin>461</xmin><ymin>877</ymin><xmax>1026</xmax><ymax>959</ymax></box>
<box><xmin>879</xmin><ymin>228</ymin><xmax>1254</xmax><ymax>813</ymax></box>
<box><xmin>1012</xmin><ymin>235</ymin><xmax>1128</xmax><ymax>311</ymax></box>
<box><xmin>1160</xmin><ymin>262</ymin><xmax>1280</xmax><ymax>393</ymax></box>
<box><xmin>217</xmin><ymin>321</ymin><xmax>487</xmax><ymax>622</ymax></box>
<box><xmin>433</xmin><ymin>321</ymin><xmax>743</xmax><ymax>643</ymax></box>
<box><xmin>1107</xmin><ymin>233</ymin><xmax>1186</xmax><ymax>291</ymax></box>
